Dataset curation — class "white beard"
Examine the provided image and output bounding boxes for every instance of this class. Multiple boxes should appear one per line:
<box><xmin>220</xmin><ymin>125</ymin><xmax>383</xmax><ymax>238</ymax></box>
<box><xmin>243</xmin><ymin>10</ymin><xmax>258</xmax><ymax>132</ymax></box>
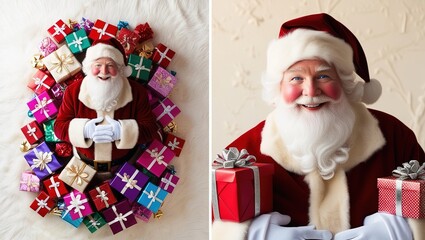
<box><xmin>275</xmin><ymin>94</ymin><xmax>355</xmax><ymax>180</ymax></box>
<box><xmin>84</xmin><ymin>73</ymin><xmax>124</xmax><ymax>112</ymax></box>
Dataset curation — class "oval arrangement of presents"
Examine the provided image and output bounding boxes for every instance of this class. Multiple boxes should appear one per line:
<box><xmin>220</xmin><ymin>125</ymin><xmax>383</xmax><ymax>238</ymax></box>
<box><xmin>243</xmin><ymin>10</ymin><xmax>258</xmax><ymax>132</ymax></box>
<box><xmin>20</xmin><ymin>17</ymin><xmax>186</xmax><ymax>235</ymax></box>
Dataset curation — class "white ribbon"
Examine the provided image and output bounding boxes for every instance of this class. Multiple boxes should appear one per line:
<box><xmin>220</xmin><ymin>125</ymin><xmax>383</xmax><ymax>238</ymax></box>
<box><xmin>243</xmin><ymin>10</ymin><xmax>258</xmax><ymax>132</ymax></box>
<box><xmin>52</xmin><ymin>22</ymin><xmax>67</xmax><ymax>37</ymax></box>
<box><xmin>95</xmin><ymin>186</ymin><xmax>110</xmax><ymax>208</ymax></box>
<box><xmin>108</xmin><ymin>205</ymin><xmax>133</xmax><ymax>230</ymax></box>
<box><xmin>93</xmin><ymin>22</ymin><xmax>115</xmax><ymax>39</ymax></box>
<box><xmin>116</xmin><ymin>171</ymin><xmax>142</xmax><ymax>194</ymax></box>
<box><xmin>146</xmin><ymin>147</ymin><xmax>168</xmax><ymax>170</ymax></box>
<box><xmin>26</xmin><ymin>124</ymin><xmax>39</xmax><ymax>141</ymax></box>
<box><xmin>31</xmin><ymin>148</ymin><xmax>53</xmax><ymax>174</ymax></box>
<box><xmin>156</xmin><ymin>101</ymin><xmax>177</xmax><ymax>122</ymax></box>
<box><xmin>31</xmin><ymin>96</ymin><xmax>53</xmax><ymax>120</ymax></box>
<box><xmin>161</xmin><ymin>174</ymin><xmax>177</xmax><ymax>190</ymax></box>
<box><xmin>66</xmin><ymin>192</ymin><xmax>87</xmax><ymax>218</ymax></box>
<box><xmin>128</xmin><ymin>58</ymin><xmax>150</xmax><ymax>78</ymax></box>
<box><xmin>68</xmin><ymin>32</ymin><xmax>88</xmax><ymax>52</ymax></box>
<box><xmin>143</xmin><ymin>187</ymin><xmax>164</xmax><ymax>209</ymax></box>
<box><xmin>33</xmin><ymin>75</ymin><xmax>50</xmax><ymax>91</ymax></box>
<box><xmin>155</xmin><ymin>47</ymin><xmax>172</xmax><ymax>63</ymax></box>
<box><xmin>35</xmin><ymin>196</ymin><xmax>51</xmax><ymax>213</ymax></box>
<box><xmin>48</xmin><ymin>176</ymin><xmax>61</xmax><ymax>197</ymax></box>
<box><xmin>20</xmin><ymin>174</ymin><xmax>39</xmax><ymax>192</ymax></box>
<box><xmin>167</xmin><ymin>137</ymin><xmax>181</xmax><ymax>150</ymax></box>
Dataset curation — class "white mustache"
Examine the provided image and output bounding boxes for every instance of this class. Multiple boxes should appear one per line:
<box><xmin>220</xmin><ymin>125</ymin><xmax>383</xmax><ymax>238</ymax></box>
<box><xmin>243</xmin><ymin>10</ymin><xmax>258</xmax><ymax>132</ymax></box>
<box><xmin>295</xmin><ymin>95</ymin><xmax>334</xmax><ymax>105</ymax></box>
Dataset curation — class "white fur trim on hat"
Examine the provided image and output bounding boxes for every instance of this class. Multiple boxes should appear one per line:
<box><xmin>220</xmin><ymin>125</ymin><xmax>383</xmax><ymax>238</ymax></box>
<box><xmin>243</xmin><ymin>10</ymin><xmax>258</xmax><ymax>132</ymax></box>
<box><xmin>82</xmin><ymin>43</ymin><xmax>125</xmax><ymax>74</ymax></box>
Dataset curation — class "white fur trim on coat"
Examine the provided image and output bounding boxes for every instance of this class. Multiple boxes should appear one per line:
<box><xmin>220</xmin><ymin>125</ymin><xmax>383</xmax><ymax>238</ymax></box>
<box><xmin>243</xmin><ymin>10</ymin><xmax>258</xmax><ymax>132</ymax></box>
<box><xmin>212</xmin><ymin>220</ymin><xmax>251</xmax><ymax>240</ymax></box>
<box><xmin>115</xmin><ymin>119</ymin><xmax>138</xmax><ymax>149</ymax></box>
<box><xmin>68</xmin><ymin>118</ymin><xmax>92</xmax><ymax>148</ymax></box>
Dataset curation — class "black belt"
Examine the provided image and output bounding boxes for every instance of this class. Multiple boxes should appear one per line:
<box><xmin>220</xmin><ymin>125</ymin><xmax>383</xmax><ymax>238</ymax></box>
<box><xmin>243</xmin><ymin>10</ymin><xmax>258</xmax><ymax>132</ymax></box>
<box><xmin>78</xmin><ymin>147</ymin><xmax>138</xmax><ymax>172</ymax></box>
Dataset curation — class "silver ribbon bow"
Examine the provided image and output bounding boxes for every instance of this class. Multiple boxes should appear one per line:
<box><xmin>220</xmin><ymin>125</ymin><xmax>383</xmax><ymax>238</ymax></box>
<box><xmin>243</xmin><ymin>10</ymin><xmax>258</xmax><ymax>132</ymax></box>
<box><xmin>392</xmin><ymin>160</ymin><xmax>425</xmax><ymax>180</ymax></box>
<box><xmin>214</xmin><ymin>147</ymin><xmax>256</xmax><ymax>168</ymax></box>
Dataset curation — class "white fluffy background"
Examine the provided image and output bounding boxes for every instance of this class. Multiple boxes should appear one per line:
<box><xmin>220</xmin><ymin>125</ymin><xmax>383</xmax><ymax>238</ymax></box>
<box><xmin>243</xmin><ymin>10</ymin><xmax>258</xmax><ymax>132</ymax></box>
<box><xmin>0</xmin><ymin>0</ymin><xmax>209</xmax><ymax>239</ymax></box>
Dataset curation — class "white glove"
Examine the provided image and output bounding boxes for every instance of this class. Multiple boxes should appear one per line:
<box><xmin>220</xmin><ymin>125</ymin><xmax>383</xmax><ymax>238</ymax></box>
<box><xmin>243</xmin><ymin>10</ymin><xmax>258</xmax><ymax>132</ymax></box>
<box><xmin>248</xmin><ymin>212</ymin><xmax>332</xmax><ymax>240</ymax></box>
<box><xmin>334</xmin><ymin>212</ymin><xmax>412</xmax><ymax>240</ymax></box>
<box><xmin>83</xmin><ymin>117</ymin><xmax>103</xmax><ymax>139</ymax></box>
<box><xmin>105</xmin><ymin>116</ymin><xmax>121</xmax><ymax>140</ymax></box>
<box><xmin>92</xmin><ymin>124</ymin><xmax>114</xmax><ymax>143</ymax></box>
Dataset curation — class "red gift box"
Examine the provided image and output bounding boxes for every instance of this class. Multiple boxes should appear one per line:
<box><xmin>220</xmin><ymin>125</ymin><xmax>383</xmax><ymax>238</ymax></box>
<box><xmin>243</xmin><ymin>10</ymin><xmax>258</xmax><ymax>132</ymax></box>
<box><xmin>212</xmin><ymin>163</ymin><xmax>274</xmax><ymax>222</ymax></box>
<box><xmin>27</xmin><ymin>70</ymin><xmax>56</xmax><ymax>95</ymax></box>
<box><xmin>47</xmin><ymin>19</ymin><xmax>73</xmax><ymax>43</ymax></box>
<box><xmin>89</xmin><ymin>19</ymin><xmax>118</xmax><ymax>41</ymax></box>
<box><xmin>165</xmin><ymin>134</ymin><xmax>185</xmax><ymax>157</ymax></box>
<box><xmin>152</xmin><ymin>43</ymin><xmax>175</xmax><ymax>68</ymax></box>
<box><xmin>21</xmin><ymin>120</ymin><xmax>44</xmax><ymax>145</ymax></box>
<box><xmin>117</xmin><ymin>28</ymin><xmax>140</xmax><ymax>56</ymax></box>
<box><xmin>89</xmin><ymin>182</ymin><xmax>118</xmax><ymax>211</ymax></box>
<box><xmin>43</xmin><ymin>174</ymin><xmax>69</xmax><ymax>198</ymax></box>
<box><xmin>378</xmin><ymin>176</ymin><xmax>425</xmax><ymax>219</ymax></box>
<box><xmin>30</xmin><ymin>191</ymin><xmax>55</xmax><ymax>217</ymax></box>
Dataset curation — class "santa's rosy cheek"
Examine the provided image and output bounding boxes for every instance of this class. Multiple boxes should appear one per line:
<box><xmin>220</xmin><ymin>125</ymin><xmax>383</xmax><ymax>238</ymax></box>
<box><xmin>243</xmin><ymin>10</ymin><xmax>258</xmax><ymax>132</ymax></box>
<box><xmin>282</xmin><ymin>84</ymin><xmax>302</xmax><ymax>103</ymax></box>
<box><xmin>91</xmin><ymin>68</ymin><xmax>100</xmax><ymax>76</ymax></box>
<box><xmin>321</xmin><ymin>82</ymin><xmax>342</xmax><ymax>100</ymax></box>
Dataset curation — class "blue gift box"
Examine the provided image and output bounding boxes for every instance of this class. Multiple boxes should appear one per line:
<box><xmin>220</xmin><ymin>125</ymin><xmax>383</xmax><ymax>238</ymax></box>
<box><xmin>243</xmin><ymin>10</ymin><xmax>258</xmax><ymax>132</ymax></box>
<box><xmin>61</xmin><ymin>209</ymin><xmax>83</xmax><ymax>228</ymax></box>
<box><xmin>137</xmin><ymin>182</ymin><xmax>168</xmax><ymax>213</ymax></box>
<box><xmin>24</xmin><ymin>141</ymin><xmax>62</xmax><ymax>180</ymax></box>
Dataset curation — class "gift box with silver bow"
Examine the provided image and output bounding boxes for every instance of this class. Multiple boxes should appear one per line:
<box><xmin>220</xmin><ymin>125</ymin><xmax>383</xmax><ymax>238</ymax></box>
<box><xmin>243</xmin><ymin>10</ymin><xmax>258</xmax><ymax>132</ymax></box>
<box><xmin>82</xmin><ymin>212</ymin><xmax>107</xmax><ymax>233</ymax></box>
<box><xmin>26</xmin><ymin>90</ymin><xmax>59</xmax><ymax>124</ymax></box>
<box><xmin>377</xmin><ymin>160</ymin><xmax>425</xmax><ymax>219</ymax></box>
<box><xmin>152</xmin><ymin>43</ymin><xmax>175</xmax><ymax>68</ymax></box>
<box><xmin>63</xmin><ymin>189</ymin><xmax>93</xmax><ymax>220</ymax></box>
<box><xmin>211</xmin><ymin>147</ymin><xmax>274</xmax><ymax>222</ymax></box>
<box><xmin>21</xmin><ymin>120</ymin><xmax>44</xmax><ymax>145</ymax></box>
<box><xmin>88</xmin><ymin>182</ymin><xmax>117</xmax><ymax>211</ymax></box>
<box><xmin>43</xmin><ymin>174</ymin><xmax>68</xmax><ymax>198</ymax></box>
<box><xmin>88</xmin><ymin>19</ymin><xmax>118</xmax><ymax>41</ymax></box>
<box><xmin>47</xmin><ymin>19</ymin><xmax>73</xmax><ymax>43</ymax></box>
<box><xmin>110</xmin><ymin>162</ymin><xmax>149</xmax><ymax>202</ymax></box>
<box><xmin>137</xmin><ymin>139</ymin><xmax>175</xmax><ymax>177</ymax></box>
<box><xmin>27</xmin><ymin>69</ymin><xmax>56</xmax><ymax>95</ymax></box>
<box><xmin>102</xmin><ymin>200</ymin><xmax>137</xmax><ymax>235</ymax></box>
<box><xmin>127</xmin><ymin>54</ymin><xmax>152</xmax><ymax>82</ymax></box>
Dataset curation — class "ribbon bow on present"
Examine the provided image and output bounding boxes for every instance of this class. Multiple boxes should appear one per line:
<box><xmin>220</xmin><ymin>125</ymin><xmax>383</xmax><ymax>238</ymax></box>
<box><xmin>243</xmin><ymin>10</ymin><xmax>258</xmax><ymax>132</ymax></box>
<box><xmin>214</xmin><ymin>147</ymin><xmax>256</xmax><ymax>168</ymax></box>
<box><xmin>392</xmin><ymin>160</ymin><xmax>425</xmax><ymax>180</ymax></box>
<box><xmin>66</xmin><ymin>163</ymin><xmax>89</xmax><ymax>186</ymax></box>
<box><xmin>51</xmin><ymin>52</ymin><xmax>74</xmax><ymax>74</ymax></box>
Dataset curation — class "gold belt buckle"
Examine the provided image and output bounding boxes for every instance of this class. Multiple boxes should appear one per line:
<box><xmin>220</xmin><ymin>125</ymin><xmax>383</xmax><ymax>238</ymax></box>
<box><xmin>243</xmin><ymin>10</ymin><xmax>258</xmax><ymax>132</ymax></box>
<box><xmin>93</xmin><ymin>160</ymin><xmax>111</xmax><ymax>172</ymax></box>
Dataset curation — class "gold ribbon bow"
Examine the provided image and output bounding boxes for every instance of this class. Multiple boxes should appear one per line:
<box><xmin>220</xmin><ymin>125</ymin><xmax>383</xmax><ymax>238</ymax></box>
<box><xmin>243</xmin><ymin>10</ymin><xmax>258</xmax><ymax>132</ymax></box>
<box><xmin>50</xmin><ymin>52</ymin><xmax>74</xmax><ymax>74</ymax></box>
<box><xmin>66</xmin><ymin>163</ymin><xmax>89</xmax><ymax>186</ymax></box>
<box><xmin>156</xmin><ymin>74</ymin><xmax>173</xmax><ymax>88</ymax></box>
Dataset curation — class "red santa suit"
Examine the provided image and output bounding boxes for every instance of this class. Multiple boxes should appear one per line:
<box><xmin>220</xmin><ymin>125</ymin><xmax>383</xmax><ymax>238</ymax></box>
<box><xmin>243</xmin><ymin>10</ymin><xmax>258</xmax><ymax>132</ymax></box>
<box><xmin>213</xmin><ymin>103</ymin><xmax>425</xmax><ymax>239</ymax></box>
<box><xmin>54</xmin><ymin>76</ymin><xmax>159</xmax><ymax>164</ymax></box>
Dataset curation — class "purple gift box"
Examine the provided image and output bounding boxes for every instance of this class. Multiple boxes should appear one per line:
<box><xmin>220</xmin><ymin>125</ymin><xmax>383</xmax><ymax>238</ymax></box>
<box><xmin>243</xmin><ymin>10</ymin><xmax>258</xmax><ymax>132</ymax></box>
<box><xmin>27</xmin><ymin>91</ymin><xmax>59</xmax><ymax>124</ymax></box>
<box><xmin>137</xmin><ymin>139</ymin><xmax>175</xmax><ymax>177</ymax></box>
<box><xmin>63</xmin><ymin>189</ymin><xmax>93</xmax><ymax>220</ymax></box>
<box><xmin>160</xmin><ymin>172</ymin><xmax>180</xmax><ymax>193</ymax></box>
<box><xmin>24</xmin><ymin>141</ymin><xmax>62</xmax><ymax>180</ymax></box>
<box><xmin>152</xmin><ymin>98</ymin><xmax>181</xmax><ymax>127</ymax></box>
<box><xmin>19</xmin><ymin>170</ymin><xmax>40</xmax><ymax>192</ymax></box>
<box><xmin>148</xmin><ymin>66</ymin><xmax>177</xmax><ymax>98</ymax></box>
<box><xmin>132</xmin><ymin>202</ymin><xmax>153</xmax><ymax>222</ymax></box>
<box><xmin>110</xmin><ymin>162</ymin><xmax>148</xmax><ymax>202</ymax></box>
<box><xmin>103</xmin><ymin>200</ymin><xmax>137</xmax><ymax>235</ymax></box>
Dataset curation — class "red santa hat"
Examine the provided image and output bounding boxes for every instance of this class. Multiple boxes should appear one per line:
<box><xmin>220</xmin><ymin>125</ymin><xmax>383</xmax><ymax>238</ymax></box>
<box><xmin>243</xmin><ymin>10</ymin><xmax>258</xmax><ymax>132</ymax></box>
<box><xmin>264</xmin><ymin>13</ymin><xmax>381</xmax><ymax>105</ymax></box>
<box><xmin>82</xmin><ymin>38</ymin><xmax>132</xmax><ymax>76</ymax></box>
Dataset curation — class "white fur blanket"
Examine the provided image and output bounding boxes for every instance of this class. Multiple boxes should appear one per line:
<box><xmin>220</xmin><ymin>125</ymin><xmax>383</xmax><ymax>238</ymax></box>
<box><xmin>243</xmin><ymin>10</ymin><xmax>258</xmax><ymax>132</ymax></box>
<box><xmin>0</xmin><ymin>1</ymin><xmax>209</xmax><ymax>239</ymax></box>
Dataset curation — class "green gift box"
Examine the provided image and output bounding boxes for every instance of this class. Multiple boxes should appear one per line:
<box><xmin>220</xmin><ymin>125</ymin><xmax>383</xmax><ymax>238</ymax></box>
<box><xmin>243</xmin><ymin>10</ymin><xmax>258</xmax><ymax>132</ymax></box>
<box><xmin>65</xmin><ymin>29</ymin><xmax>91</xmax><ymax>54</ymax></box>
<box><xmin>83</xmin><ymin>212</ymin><xmax>106</xmax><ymax>233</ymax></box>
<box><xmin>128</xmin><ymin>54</ymin><xmax>152</xmax><ymax>83</ymax></box>
<box><xmin>43</xmin><ymin>119</ymin><xmax>61</xmax><ymax>142</ymax></box>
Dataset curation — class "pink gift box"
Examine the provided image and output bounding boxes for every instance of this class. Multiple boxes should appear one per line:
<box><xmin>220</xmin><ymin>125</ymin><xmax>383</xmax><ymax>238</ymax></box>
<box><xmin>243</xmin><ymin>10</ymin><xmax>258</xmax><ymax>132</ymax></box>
<box><xmin>47</xmin><ymin>19</ymin><xmax>73</xmax><ymax>43</ymax></box>
<box><xmin>152</xmin><ymin>43</ymin><xmax>175</xmax><ymax>68</ymax></box>
<box><xmin>27</xmin><ymin>70</ymin><xmax>56</xmax><ymax>95</ymax></box>
<box><xmin>152</xmin><ymin>98</ymin><xmax>181</xmax><ymax>127</ymax></box>
<box><xmin>148</xmin><ymin>66</ymin><xmax>177</xmax><ymax>98</ymax></box>
<box><xmin>27</xmin><ymin>91</ymin><xmax>59</xmax><ymax>124</ymax></box>
<box><xmin>64</xmin><ymin>190</ymin><xmax>94</xmax><ymax>220</ymax></box>
<box><xmin>21</xmin><ymin>120</ymin><xmax>44</xmax><ymax>145</ymax></box>
<box><xmin>160</xmin><ymin>172</ymin><xmax>179</xmax><ymax>193</ymax></box>
<box><xmin>378</xmin><ymin>176</ymin><xmax>425</xmax><ymax>219</ymax></box>
<box><xmin>132</xmin><ymin>203</ymin><xmax>153</xmax><ymax>222</ymax></box>
<box><xmin>19</xmin><ymin>171</ymin><xmax>40</xmax><ymax>192</ymax></box>
<box><xmin>39</xmin><ymin>37</ymin><xmax>58</xmax><ymax>57</ymax></box>
<box><xmin>165</xmin><ymin>133</ymin><xmax>185</xmax><ymax>157</ymax></box>
<box><xmin>137</xmin><ymin>139</ymin><xmax>175</xmax><ymax>177</ymax></box>
<box><xmin>89</xmin><ymin>19</ymin><xmax>118</xmax><ymax>41</ymax></box>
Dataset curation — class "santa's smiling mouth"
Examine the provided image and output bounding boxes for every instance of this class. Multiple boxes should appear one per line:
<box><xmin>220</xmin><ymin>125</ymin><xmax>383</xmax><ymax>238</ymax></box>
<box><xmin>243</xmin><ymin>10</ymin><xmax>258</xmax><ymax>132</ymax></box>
<box><xmin>301</xmin><ymin>102</ymin><xmax>326</xmax><ymax>110</ymax></box>
<box><xmin>98</xmin><ymin>76</ymin><xmax>111</xmax><ymax>81</ymax></box>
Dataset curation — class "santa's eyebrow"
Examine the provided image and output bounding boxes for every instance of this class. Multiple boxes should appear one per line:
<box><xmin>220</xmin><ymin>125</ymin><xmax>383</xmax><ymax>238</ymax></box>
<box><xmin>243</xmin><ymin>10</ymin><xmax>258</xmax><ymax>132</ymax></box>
<box><xmin>316</xmin><ymin>65</ymin><xmax>332</xmax><ymax>72</ymax></box>
<box><xmin>285</xmin><ymin>67</ymin><xmax>306</xmax><ymax>73</ymax></box>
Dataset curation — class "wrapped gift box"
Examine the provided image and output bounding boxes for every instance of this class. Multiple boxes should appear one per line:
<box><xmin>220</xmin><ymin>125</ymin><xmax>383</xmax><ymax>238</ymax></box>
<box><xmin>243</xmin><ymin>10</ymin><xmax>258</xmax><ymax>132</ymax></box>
<box><xmin>117</xmin><ymin>28</ymin><xmax>140</xmax><ymax>55</ymax></box>
<box><xmin>165</xmin><ymin>133</ymin><xmax>185</xmax><ymax>157</ymax></box>
<box><xmin>47</xmin><ymin>19</ymin><xmax>73</xmax><ymax>43</ymax></box>
<box><xmin>128</xmin><ymin>54</ymin><xmax>152</xmax><ymax>82</ymax></box>
<box><xmin>27</xmin><ymin>70</ymin><xmax>56</xmax><ymax>95</ymax></box>
<box><xmin>43</xmin><ymin>174</ymin><xmax>68</xmax><ymax>198</ymax></box>
<box><xmin>42</xmin><ymin>45</ymin><xmax>82</xmax><ymax>83</ymax></box>
<box><xmin>88</xmin><ymin>182</ymin><xmax>117</xmax><ymax>211</ymax></box>
<box><xmin>49</xmin><ymin>84</ymin><xmax>64</xmax><ymax>105</ymax></box>
<box><xmin>83</xmin><ymin>212</ymin><xmax>107</xmax><ymax>233</ymax></box>
<box><xmin>27</xmin><ymin>90</ymin><xmax>59</xmax><ymax>124</ymax></box>
<box><xmin>110</xmin><ymin>162</ymin><xmax>149</xmax><ymax>202</ymax></box>
<box><xmin>212</xmin><ymin>163</ymin><xmax>274</xmax><ymax>222</ymax></box>
<box><xmin>24</xmin><ymin>141</ymin><xmax>61</xmax><ymax>180</ymax></box>
<box><xmin>89</xmin><ymin>19</ymin><xmax>118</xmax><ymax>40</ymax></box>
<box><xmin>58</xmin><ymin>156</ymin><xmax>96</xmax><ymax>193</ymax></box>
<box><xmin>39</xmin><ymin>37</ymin><xmax>57</xmax><ymax>57</ymax></box>
<box><xmin>103</xmin><ymin>200</ymin><xmax>137</xmax><ymax>235</ymax></box>
<box><xmin>63</xmin><ymin>190</ymin><xmax>94</xmax><ymax>220</ymax></box>
<box><xmin>378</xmin><ymin>176</ymin><xmax>425</xmax><ymax>219</ymax></box>
<box><xmin>21</xmin><ymin>120</ymin><xmax>44</xmax><ymax>145</ymax></box>
<box><xmin>54</xmin><ymin>142</ymin><xmax>73</xmax><ymax>158</ymax></box>
<box><xmin>134</xmin><ymin>22</ymin><xmax>154</xmax><ymax>42</ymax></box>
<box><xmin>137</xmin><ymin>182</ymin><xmax>168</xmax><ymax>213</ymax></box>
<box><xmin>148</xmin><ymin>66</ymin><xmax>176</xmax><ymax>98</ymax></box>
<box><xmin>159</xmin><ymin>172</ymin><xmax>179</xmax><ymax>193</ymax></box>
<box><xmin>43</xmin><ymin>119</ymin><xmax>61</xmax><ymax>142</ymax></box>
<box><xmin>137</xmin><ymin>139</ymin><xmax>175</xmax><ymax>177</ymax></box>
<box><xmin>65</xmin><ymin>29</ymin><xmax>91</xmax><ymax>54</ymax></box>
<box><xmin>61</xmin><ymin>208</ymin><xmax>83</xmax><ymax>228</ymax></box>
<box><xmin>132</xmin><ymin>203</ymin><xmax>153</xmax><ymax>222</ymax></box>
<box><xmin>152</xmin><ymin>98</ymin><xmax>181</xmax><ymax>127</ymax></box>
<box><xmin>152</xmin><ymin>43</ymin><xmax>175</xmax><ymax>68</ymax></box>
<box><xmin>19</xmin><ymin>170</ymin><xmax>40</xmax><ymax>192</ymax></box>
<box><xmin>30</xmin><ymin>191</ymin><xmax>54</xmax><ymax>217</ymax></box>
<box><xmin>76</xmin><ymin>17</ymin><xmax>94</xmax><ymax>33</ymax></box>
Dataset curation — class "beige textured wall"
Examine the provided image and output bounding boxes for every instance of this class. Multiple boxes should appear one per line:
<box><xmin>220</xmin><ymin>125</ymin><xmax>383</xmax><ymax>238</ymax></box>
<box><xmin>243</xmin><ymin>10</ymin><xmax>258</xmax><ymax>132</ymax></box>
<box><xmin>212</xmin><ymin>0</ymin><xmax>425</xmax><ymax>157</ymax></box>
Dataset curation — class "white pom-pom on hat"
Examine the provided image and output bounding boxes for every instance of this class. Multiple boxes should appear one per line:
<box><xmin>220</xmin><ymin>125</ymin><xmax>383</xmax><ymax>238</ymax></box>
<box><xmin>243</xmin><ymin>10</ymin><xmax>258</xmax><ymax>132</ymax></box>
<box><xmin>362</xmin><ymin>78</ymin><xmax>382</xmax><ymax>104</ymax></box>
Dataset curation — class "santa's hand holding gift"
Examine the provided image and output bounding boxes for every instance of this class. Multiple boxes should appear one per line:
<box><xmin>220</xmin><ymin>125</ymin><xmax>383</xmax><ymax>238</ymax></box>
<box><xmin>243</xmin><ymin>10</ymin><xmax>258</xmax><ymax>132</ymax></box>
<box><xmin>54</xmin><ymin>38</ymin><xmax>160</xmax><ymax>181</ymax></box>
<box><xmin>212</xmin><ymin>13</ymin><xmax>425</xmax><ymax>240</ymax></box>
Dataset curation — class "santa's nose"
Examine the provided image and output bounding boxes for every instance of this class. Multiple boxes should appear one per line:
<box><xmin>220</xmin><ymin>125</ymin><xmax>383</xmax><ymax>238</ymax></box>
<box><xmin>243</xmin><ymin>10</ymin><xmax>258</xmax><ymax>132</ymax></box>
<box><xmin>303</xmin><ymin>79</ymin><xmax>321</xmax><ymax>96</ymax></box>
<box><xmin>99</xmin><ymin>64</ymin><xmax>109</xmax><ymax>75</ymax></box>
